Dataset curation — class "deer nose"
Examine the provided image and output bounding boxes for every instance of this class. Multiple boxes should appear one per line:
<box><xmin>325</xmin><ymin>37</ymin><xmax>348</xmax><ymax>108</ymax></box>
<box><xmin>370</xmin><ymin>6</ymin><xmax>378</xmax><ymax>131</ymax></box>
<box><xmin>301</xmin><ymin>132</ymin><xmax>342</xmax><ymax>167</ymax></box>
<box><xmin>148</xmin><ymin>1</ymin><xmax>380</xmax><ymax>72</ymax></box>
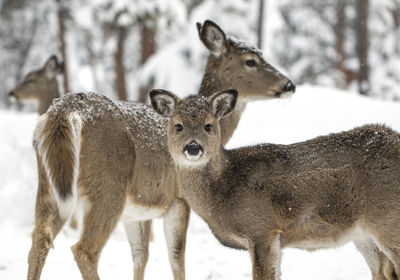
<box><xmin>184</xmin><ymin>141</ymin><xmax>203</xmax><ymax>156</ymax></box>
<box><xmin>8</xmin><ymin>91</ymin><xmax>14</xmax><ymax>97</ymax></box>
<box><xmin>284</xmin><ymin>81</ymin><xmax>296</xmax><ymax>93</ymax></box>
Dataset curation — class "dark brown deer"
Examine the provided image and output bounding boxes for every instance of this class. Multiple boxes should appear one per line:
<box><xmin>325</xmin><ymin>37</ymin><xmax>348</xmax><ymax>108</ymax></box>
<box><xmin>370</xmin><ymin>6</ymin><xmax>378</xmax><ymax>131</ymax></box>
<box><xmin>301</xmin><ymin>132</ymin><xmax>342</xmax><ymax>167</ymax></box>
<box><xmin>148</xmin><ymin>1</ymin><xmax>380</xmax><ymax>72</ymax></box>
<box><xmin>150</xmin><ymin>88</ymin><xmax>400</xmax><ymax>280</ymax></box>
<box><xmin>27</xmin><ymin>20</ymin><xmax>295</xmax><ymax>280</ymax></box>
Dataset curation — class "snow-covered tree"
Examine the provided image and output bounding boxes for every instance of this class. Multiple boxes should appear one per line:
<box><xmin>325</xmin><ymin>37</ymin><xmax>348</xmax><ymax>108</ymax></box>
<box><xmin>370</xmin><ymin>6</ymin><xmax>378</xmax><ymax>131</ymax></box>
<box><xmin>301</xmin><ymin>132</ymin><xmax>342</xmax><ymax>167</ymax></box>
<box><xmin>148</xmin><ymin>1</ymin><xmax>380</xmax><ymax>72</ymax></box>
<box><xmin>273</xmin><ymin>0</ymin><xmax>400</xmax><ymax>100</ymax></box>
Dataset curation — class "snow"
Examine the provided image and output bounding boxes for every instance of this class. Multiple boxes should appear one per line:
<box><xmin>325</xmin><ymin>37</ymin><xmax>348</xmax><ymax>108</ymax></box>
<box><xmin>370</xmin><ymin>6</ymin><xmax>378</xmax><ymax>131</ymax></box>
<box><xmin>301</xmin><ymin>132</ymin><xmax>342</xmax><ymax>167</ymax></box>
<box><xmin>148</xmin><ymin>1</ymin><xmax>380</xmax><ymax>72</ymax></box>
<box><xmin>1</xmin><ymin>85</ymin><xmax>400</xmax><ymax>279</ymax></box>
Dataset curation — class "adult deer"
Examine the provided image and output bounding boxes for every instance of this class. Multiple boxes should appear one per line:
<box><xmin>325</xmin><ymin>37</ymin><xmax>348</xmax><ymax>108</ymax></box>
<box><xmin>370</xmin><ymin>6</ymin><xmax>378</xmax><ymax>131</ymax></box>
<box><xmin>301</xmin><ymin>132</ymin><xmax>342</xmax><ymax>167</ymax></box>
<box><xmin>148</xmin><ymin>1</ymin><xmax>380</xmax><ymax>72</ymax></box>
<box><xmin>27</xmin><ymin>20</ymin><xmax>295</xmax><ymax>280</ymax></box>
<box><xmin>8</xmin><ymin>55</ymin><xmax>83</xmax><ymax>229</ymax></box>
<box><xmin>150</xmin><ymin>88</ymin><xmax>400</xmax><ymax>280</ymax></box>
<box><xmin>9</xmin><ymin>55</ymin><xmax>64</xmax><ymax>115</ymax></box>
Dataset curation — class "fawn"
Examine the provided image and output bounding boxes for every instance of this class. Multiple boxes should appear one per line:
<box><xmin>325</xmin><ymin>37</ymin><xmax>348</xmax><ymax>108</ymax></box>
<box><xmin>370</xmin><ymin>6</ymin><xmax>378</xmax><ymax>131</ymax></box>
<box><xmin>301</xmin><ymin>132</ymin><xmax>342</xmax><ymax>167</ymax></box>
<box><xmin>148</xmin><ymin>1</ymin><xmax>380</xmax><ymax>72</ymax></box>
<box><xmin>150</xmin><ymin>88</ymin><xmax>400</xmax><ymax>280</ymax></box>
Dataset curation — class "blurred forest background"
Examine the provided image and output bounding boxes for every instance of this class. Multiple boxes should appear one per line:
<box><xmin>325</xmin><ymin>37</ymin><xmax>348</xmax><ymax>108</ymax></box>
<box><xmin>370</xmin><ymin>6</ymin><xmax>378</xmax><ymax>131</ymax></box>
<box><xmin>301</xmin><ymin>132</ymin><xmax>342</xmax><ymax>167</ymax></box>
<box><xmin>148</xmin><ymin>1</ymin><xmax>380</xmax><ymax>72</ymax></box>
<box><xmin>0</xmin><ymin>0</ymin><xmax>399</xmax><ymax>110</ymax></box>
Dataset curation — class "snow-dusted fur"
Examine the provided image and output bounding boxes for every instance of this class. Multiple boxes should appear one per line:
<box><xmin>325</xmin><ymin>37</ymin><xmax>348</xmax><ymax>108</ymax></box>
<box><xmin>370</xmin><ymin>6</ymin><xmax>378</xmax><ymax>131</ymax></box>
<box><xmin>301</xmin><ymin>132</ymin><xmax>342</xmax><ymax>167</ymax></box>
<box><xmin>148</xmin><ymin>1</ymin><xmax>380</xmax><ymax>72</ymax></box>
<box><xmin>33</xmin><ymin>112</ymin><xmax>81</xmax><ymax>221</ymax></box>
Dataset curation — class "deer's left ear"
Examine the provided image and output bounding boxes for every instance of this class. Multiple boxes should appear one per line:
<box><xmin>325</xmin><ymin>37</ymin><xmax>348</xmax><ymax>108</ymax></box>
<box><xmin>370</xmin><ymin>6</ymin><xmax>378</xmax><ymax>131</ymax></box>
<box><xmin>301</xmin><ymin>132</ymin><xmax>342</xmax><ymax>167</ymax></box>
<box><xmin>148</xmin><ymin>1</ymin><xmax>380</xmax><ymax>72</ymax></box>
<box><xmin>149</xmin><ymin>89</ymin><xmax>180</xmax><ymax>118</ymax></box>
<box><xmin>208</xmin><ymin>88</ymin><xmax>238</xmax><ymax>119</ymax></box>
<box><xmin>198</xmin><ymin>20</ymin><xmax>227</xmax><ymax>57</ymax></box>
<box><xmin>44</xmin><ymin>55</ymin><xmax>59</xmax><ymax>79</ymax></box>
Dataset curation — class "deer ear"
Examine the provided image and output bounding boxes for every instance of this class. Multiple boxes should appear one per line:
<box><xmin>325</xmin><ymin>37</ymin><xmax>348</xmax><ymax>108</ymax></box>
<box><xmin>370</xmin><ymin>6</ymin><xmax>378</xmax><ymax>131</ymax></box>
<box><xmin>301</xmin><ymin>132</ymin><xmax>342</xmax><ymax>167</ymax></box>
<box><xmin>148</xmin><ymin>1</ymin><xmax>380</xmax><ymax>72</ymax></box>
<box><xmin>198</xmin><ymin>20</ymin><xmax>227</xmax><ymax>57</ymax></box>
<box><xmin>150</xmin><ymin>89</ymin><xmax>180</xmax><ymax>118</ymax></box>
<box><xmin>208</xmin><ymin>88</ymin><xmax>238</xmax><ymax>119</ymax></box>
<box><xmin>44</xmin><ymin>55</ymin><xmax>59</xmax><ymax>79</ymax></box>
<box><xmin>196</xmin><ymin>22</ymin><xmax>203</xmax><ymax>37</ymax></box>
<box><xmin>58</xmin><ymin>60</ymin><xmax>65</xmax><ymax>73</ymax></box>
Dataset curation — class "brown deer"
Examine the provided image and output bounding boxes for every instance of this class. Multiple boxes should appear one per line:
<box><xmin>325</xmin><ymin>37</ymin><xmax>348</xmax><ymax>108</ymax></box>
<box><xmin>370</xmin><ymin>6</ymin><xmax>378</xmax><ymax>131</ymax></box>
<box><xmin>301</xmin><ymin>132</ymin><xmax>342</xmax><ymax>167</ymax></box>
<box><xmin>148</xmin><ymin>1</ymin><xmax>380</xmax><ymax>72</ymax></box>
<box><xmin>9</xmin><ymin>55</ymin><xmax>64</xmax><ymax>115</ymax></box>
<box><xmin>150</xmin><ymin>88</ymin><xmax>400</xmax><ymax>280</ymax></box>
<box><xmin>27</xmin><ymin>20</ymin><xmax>295</xmax><ymax>280</ymax></box>
<box><xmin>9</xmin><ymin>55</ymin><xmax>82</xmax><ymax>230</ymax></box>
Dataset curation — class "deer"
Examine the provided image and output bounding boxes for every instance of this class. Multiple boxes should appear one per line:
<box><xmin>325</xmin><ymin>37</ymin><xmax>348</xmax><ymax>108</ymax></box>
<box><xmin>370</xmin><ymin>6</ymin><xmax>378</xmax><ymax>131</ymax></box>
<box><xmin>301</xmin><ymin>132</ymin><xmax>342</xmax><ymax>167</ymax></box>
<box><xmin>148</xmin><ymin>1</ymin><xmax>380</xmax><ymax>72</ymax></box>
<box><xmin>27</xmin><ymin>20</ymin><xmax>295</xmax><ymax>280</ymax></box>
<box><xmin>8</xmin><ymin>55</ymin><xmax>82</xmax><ymax>230</ymax></box>
<box><xmin>150</xmin><ymin>87</ymin><xmax>400</xmax><ymax>280</ymax></box>
<box><xmin>8</xmin><ymin>55</ymin><xmax>64</xmax><ymax>115</ymax></box>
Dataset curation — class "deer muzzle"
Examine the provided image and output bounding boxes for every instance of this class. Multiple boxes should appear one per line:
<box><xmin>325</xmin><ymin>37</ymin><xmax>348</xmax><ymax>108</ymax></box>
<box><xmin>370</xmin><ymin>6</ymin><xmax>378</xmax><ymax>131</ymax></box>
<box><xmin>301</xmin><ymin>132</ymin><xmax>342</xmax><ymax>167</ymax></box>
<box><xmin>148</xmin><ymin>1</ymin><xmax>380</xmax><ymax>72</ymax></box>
<box><xmin>8</xmin><ymin>91</ymin><xmax>19</xmax><ymax>101</ymax></box>
<box><xmin>183</xmin><ymin>141</ymin><xmax>204</xmax><ymax>160</ymax></box>
<box><xmin>284</xmin><ymin>81</ymin><xmax>296</xmax><ymax>93</ymax></box>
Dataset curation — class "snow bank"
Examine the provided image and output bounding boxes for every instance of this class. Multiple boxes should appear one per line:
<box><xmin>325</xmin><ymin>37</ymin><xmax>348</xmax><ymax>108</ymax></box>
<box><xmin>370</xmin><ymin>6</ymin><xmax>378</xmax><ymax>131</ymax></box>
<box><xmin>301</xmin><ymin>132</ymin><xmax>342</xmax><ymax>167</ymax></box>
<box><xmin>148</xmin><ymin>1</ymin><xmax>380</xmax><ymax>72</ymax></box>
<box><xmin>1</xmin><ymin>85</ymin><xmax>399</xmax><ymax>279</ymax></box>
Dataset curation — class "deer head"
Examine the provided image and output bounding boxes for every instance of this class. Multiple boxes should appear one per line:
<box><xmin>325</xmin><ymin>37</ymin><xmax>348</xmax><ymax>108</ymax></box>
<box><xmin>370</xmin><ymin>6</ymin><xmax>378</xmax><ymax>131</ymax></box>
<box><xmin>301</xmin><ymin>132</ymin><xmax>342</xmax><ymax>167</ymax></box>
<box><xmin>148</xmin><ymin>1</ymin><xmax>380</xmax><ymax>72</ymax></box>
<box><xmin>150</xmin><ymin>88</ymin><xmax>237</xmax><ymax>168</ymax></box>
<box><xmin>8</xmin><ymin>55</ymin><xmax>64</xmax><ymax>114</ymax></box>
<box><xmin>197</xmin><ymin>20</ymin><xmax>295</xmax><ymax>100</ymax></box>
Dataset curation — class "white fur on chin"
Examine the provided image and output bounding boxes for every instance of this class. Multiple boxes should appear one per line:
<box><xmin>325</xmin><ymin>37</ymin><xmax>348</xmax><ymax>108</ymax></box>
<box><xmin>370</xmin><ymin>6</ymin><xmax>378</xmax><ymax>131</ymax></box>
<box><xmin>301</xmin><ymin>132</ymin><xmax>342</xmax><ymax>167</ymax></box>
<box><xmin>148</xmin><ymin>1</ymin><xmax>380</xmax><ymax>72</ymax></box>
<box><xmin>174</xmin><ymin>151</ymin><xmax>208</xmax><ymax>169</ymax></box>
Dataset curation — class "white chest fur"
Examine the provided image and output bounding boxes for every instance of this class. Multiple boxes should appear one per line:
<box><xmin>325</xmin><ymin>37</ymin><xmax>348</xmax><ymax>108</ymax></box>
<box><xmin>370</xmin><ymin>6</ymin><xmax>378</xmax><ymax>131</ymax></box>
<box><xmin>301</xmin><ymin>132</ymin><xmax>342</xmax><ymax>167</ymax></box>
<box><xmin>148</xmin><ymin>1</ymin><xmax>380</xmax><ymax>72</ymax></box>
<box><xmin>289</xmin><ymin>224</ymin><xmax>369</xmax><ymax>250</ymax></box>
<box><xmin>121</xmin><ymin>199</ymin><xmax>165</xmax><ymax>222</ymax></box>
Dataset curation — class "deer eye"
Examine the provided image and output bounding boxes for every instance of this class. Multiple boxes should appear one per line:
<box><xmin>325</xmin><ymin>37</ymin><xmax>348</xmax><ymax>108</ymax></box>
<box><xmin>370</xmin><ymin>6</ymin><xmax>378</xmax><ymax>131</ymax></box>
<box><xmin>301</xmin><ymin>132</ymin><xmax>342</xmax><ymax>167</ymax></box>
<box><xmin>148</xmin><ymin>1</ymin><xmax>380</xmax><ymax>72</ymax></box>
<box><xmin>204</xmin><ymin>124</ymin><xmax>212</xmax><ymax>132</ymax></box>
<box><xmin>245</xmin><ymin>59</ymin><xmax>257</xmax><ymax>67</ymax></box>
<box><xmin>175</xmin><ymin>124</ymin><xmax>183</xmax><ymax>132</ymax></box>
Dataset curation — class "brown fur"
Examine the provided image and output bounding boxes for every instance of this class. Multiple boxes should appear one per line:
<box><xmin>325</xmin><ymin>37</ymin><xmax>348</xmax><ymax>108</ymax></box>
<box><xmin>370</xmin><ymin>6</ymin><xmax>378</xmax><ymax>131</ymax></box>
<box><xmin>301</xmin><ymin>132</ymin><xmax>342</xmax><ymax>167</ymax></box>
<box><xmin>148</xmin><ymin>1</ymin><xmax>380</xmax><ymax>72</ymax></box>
<box><xmin>29</xmin><ymin>93</ymin><xmax>135</xmax><ymax>280</ymax></box>
<box><xmin>9</xmin><ymin>55</ymin><xmax>63</xmax><ymax>115</ymax></box>
<box><xmin>151</xmin><ymin>89</ymin><xmax>400</xmax><ymax>280</ymax></box>
<box><xmin>27</xmin><ymin>20</ymin><xmax>294</xmax><ymax>280</ymax></box>
<box><xmin>35</xmin><ymin>116</ymin><xmax>76</xmax><ymax>199</ymax></box>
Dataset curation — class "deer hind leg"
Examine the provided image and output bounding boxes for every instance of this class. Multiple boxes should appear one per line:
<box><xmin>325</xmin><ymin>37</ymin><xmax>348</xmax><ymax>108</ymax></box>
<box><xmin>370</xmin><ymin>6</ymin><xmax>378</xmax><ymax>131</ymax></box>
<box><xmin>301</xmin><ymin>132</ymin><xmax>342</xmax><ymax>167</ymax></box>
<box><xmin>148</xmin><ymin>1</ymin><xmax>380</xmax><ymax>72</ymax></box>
<box><xmin>124</xmin><ymin>220</ymin><xmax>152</xmax><ymax>280</ymax></box>
<box><xmin>28</xmin><ymin>161</ymin><xmax>68</xmax><ymax>280</ymax></box>
<box><xmin>72</xmin><ymin>189</ymin><xmax>125</xmax><ymax>280</ymax></box>
<box><xmin>163</xmin><ymin>198</ymin><xmax>190</xmax><ymax>280</ymax></box>
<box><xmin>250</xmin><ymin>233</ymin><xmax>282</xmax><ymax>280</ymax></box>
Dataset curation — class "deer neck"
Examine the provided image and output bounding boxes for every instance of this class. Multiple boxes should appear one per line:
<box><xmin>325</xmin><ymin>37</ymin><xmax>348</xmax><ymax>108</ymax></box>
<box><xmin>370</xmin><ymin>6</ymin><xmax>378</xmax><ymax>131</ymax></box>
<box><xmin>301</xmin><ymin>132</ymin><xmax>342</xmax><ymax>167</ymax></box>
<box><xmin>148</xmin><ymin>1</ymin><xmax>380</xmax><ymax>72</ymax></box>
<box><xmin>39</xmin><ymin>80</ymin><xmax>60</xmax><ymax>115</ymax></box>
<box><xmin>175</xmin><ymin>148</ymin><xmax>227</xmax><ymax>223</ymax></box>
<box><xmin>199</xmin><ymin>55</ymin><xmax>247</xmax><ymax>146</ymax></box>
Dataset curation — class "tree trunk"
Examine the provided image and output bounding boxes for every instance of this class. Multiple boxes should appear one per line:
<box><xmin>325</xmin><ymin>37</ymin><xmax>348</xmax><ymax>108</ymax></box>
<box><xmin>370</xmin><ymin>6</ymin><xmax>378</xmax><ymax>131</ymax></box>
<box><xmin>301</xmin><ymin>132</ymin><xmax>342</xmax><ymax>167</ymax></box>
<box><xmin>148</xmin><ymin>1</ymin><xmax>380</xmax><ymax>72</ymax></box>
<box><xmin>114</xmin><ymin>27</ymin><xmax>128</xmax><ymax>101</ymax></box>
<box><xmin>57</xmin><ymin>0</ymin><xmax>69</xmax><ymax>94</ymax></box>
<box><xmin>84</xmin><ymin>30</ymin><xmax>99</xmax><ymax>91</ymax></box>
<box><xmin>392</xmin><ymin>3</ymin><xmax>400</xmax><ymax>55</ymax></box>
<box><xmin>334</xmin><ymin>0</ymin><xmax>346</xmax><ymax>76</ymax></box>
<box><xmin>356</xmin><ymin>0</ymin><xmax>370</xmax><ymax>95</ymax></box>
<box><xmin>334</xmin><ymin>0</ymin><xmax>357</xmax><ymax>86</ymax></box>
<box><xmin>15</xmin><ymin>17</ymin><xmax>39</xmax><ymax>82</ymax></box>
<box><xmin>256</xmin><ymin>0</ymin><xmax>265</xmax><ymax>49</ymax></box>
<box><xmin>138</xmin><ymin>24</ymin><xmax>157</xmax><ymax>104</ymax></box>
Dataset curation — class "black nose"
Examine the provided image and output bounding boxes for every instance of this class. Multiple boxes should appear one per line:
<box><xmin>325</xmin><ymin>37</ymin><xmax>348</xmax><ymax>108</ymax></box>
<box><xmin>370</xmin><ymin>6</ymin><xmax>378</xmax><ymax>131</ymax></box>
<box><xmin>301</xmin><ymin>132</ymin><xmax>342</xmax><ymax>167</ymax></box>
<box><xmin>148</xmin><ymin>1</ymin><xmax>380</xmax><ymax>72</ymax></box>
<box><xmin>184</xmin><ymin>141</ymin><xmax>203</xmax><ymax>156</ymax></box>
<box><xmin>8</xmin><ymin>91</ymin><xmax>14</xmax><ymax>97</ymax></box>
<box><xmin>284</xmin><ymin>81</ymin><xmax>296</xmax><ymax>93</ymax></box>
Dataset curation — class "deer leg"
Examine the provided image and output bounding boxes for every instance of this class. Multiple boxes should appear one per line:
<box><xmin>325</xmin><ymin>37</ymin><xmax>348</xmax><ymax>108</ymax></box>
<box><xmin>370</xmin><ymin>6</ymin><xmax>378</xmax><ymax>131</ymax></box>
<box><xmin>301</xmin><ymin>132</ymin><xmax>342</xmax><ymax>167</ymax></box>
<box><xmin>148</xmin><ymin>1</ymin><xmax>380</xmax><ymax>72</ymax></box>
<box><xmin>28</xmin><ymin>208</ymin><xmax>66</xmax><ymax>280</ymax></box>
<box><xmin>124</xmin><ymin>220</ymin><xmax>152</xmax><ymax>280</ymax></box>
<box><xmin>28</xmin><ymin>161</ymin><xmax>68</xmax><ymax>280</ymax></box>
<box><xmin>383</xmin><ymin>258</ymin><xmax>398</xmax><ymax>280</ymax></box>
<box><xmin>250</xmin><ymin>234</ymin><xmax>281</xmax><ymax>280</ymax></box>
<box><xmin>163</xmin><ymin>198</ymin><xmax>190</xmax><ymax>280</ymax></box>
<box><xmin>354</xmin><ymin>239</ymin><xmax>388</xmax><ymax>280</ymax></box>
<box><xmin>72</xmin><ymin>194</ymin><xmax>124</xmax><ymax>280</ymax></box>
<box><xmin>379</xmin><ymin>248</ymin><xmax>400</xmax><ymax>279</ymax></box>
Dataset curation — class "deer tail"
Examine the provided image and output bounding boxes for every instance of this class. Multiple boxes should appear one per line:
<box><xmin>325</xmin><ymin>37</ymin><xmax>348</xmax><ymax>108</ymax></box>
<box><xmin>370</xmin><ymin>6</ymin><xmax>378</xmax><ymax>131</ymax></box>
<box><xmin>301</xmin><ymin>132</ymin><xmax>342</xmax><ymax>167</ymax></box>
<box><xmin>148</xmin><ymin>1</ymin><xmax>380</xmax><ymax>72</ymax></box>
<box><xmin>33</xmin><ymin>112</ymin><xmax>82</xmax><ymax>220</ymax></box>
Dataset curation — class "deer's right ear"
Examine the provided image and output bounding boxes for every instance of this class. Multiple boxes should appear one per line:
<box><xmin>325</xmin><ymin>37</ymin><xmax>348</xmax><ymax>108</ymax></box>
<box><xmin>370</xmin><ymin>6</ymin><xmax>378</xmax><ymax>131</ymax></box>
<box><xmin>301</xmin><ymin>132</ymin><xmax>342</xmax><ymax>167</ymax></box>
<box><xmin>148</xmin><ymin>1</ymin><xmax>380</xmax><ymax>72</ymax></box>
<box><xmin>44</xmin><ymin>55</ymin><xmax>59</xmax><ymax>79</ymax></box>
<box><xmin>198</xmin><ymin>20</ymin><xmax>227</xmax><ymax>57</ymax></box>
<box><xmin>208</xmin><ymin>88</ymin><xmax>238</xmax><ymax>119</ymax></box>
<box><xmin>150</xmin><ymin>89</ymin><xmax>180</xmax><ymax>118</ymax></box>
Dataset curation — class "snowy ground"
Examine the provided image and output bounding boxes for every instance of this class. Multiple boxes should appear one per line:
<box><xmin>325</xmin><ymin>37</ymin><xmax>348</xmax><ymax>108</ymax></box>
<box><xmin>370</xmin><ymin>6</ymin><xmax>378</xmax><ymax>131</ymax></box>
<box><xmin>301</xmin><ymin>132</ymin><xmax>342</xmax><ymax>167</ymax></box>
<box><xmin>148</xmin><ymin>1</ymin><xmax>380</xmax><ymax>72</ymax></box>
<box><xmin>1</xmin><ymin>85</ymin><xmax>400</xmax><ymax>279</ymax></box>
